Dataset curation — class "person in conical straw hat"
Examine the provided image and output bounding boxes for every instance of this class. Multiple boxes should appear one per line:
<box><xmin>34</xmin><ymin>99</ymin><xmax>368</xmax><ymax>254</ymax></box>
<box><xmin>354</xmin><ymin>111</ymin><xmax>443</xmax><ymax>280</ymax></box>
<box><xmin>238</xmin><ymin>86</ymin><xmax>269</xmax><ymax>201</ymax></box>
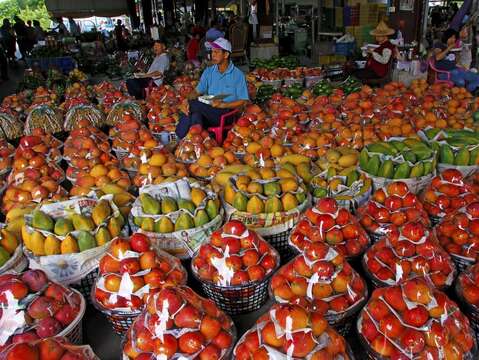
<box><xmin>354</xmin><ymin>21</ymin><xmax>397</xmax><ymax>81</ymax></box>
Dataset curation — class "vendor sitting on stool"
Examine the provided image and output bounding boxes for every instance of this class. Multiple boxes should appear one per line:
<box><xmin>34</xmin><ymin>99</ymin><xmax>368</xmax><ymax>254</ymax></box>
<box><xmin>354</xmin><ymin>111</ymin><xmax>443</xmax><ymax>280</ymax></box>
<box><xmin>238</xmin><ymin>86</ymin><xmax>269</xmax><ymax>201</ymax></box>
<box><xmin>354</xmin><ymin>21</ymin><xmax>397</xmax><ymax>81</ymax></box>
<box><xmin>126</xmin><ymin>40</ymin><xmax>170</xmax><ymax>99</ymax></box>
<box><xmin>176</xmin><ymin>37</ymin><xmax>249</xmax><ymax>138</ymax></box>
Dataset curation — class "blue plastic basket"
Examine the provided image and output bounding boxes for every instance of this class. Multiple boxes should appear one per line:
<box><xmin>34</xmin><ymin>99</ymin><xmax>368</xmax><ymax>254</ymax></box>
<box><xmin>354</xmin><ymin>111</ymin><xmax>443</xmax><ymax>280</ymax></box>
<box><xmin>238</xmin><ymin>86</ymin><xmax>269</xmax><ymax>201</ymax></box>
<box><xmin>335</xmin><ymin>42</ymin><xmax>356</xmax><ymax>57</ymax></box>
<box><xmin>26</xmin><ymin>56</ymin><xmax>76</xmax><ymax>73</ymax></box>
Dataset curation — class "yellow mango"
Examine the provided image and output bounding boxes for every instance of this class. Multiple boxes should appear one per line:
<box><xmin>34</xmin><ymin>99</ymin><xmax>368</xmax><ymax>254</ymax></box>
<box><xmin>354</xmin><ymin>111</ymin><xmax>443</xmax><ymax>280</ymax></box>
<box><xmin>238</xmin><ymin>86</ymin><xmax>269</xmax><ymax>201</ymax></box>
<box><xmin>191</xmin><ymin>188</ymin><xmax>207</xmax><ymax>207</ymax></box>
<box><xmin>29</xmin><ymin>231</ymin><xmax>46</xmax><ymax>256</ymax></box>
<box><xmin>96</xmin><ymin>226</ymin><xmax>111</xmax><ymax>246</ymax></box>
<box><xmin>246</xmin><ymin>196</ymin><xmax>265</xmax><ymax>214</ymax></box>
<box><xmin>92</xmin><ymin>200</ymin><xmax>112</xmax><ymax>226</ymax></box>
<box><xmin>113</xmin><ymin>193</ymin><xmax>134</xmax><ymax>207</ymax></box>
<box><xmin>140</xmin><ymin>217</ymin><xmax>155</xmax><ymax>232</ymax></box>
<box><xmin>277</xmin><ymin>168</ymin><xmax>295</xmax><ymax>179</ymax></box>
<box><xmin>71</xmin><ymin>214</ymin><xmax>95</xmax><ymax>231</ymax></box>
<box><xmin>6</xmin><ymin>217</ymin><xmax>24</xmax><ymax>238</ymax></box>
<box><xmin>90</xmin><ymin>164</ymin><xmax>108</xmax><ymax>178</ymax></box>
<box><xmin>6</xmin><ymin>206</ymin><xmax>33</xmax><ymax>223</ymax></box>
<box><xmin>282</xmin><ymin>193</ymin><xmax>299</xmax><ymax>211</ymax></box>
<box><xmin>280</xmin><ymin>178</ymin><xmax>299</xmax><ymax>193</ymax></box>
<box><xmin>108</xmin><ymin>217</ymin><xmax>123</xmax><ymax>237</ymax></box>
<box><xmin>0</xmin><ymin>229</ymin><xmax>18</xmax><ymax>254</ymax></box>
<box><xmin>61</xmin><ymin>235</ymin><xmax>79</xmax><ymax>254</ymax></box>
<box><xmin>44</xmin><ymin>235</ymin><xmax>61</xmax><ymax>255</ymax></box>
<box><xmin>338</xmin><ymin>153</ymin><xmax>358</xmax><ymax>168</ymax></box>
<box><xmin>22</xmin><ymin>225</ymin><xmax>32</xmax><ymax>249</ymax></box>
<box><xmin>224</xmin><ymin>183</ymin><xmax>236</xmax><ymax>205</ymax></box>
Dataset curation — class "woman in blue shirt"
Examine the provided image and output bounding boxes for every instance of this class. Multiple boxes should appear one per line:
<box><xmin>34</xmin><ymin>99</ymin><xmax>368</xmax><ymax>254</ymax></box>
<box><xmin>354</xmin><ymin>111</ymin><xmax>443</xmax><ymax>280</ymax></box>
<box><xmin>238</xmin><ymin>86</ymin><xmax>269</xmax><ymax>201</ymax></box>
<box><xmin>176</xmin><ymin>37</ymin><xmax>249</xmax><ymax>138</ymax></box>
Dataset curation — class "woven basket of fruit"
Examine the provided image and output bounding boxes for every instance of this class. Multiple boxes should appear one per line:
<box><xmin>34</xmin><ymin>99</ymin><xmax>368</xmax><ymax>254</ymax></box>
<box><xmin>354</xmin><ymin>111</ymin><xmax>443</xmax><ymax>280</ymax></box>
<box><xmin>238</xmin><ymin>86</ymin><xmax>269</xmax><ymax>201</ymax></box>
<box><xmin>129</xmin><ymin>179</ymin><xmax>223</xmax><ymax>259</ymax></box>
<box><xmin>122</xmin><ymin>286</ymin><xmax>237</xmax><ymax>360</ymax></box>
<box><xmin>24</xmin><ymin>105</ymin><xmax>63</xmax><ymax>135</ymax></box>
<box><xmin>191</xmin><ymin>220</ymin><xmax>279</xmax><ymax>315</ymax></box>
<box><xmin>92</xmin><ymin>234</ymin><xmax>187</xmax><ymax>335</ymax></box>
<box><xmin>0</xmin><ymin>270</ymin><xmax>85</xmax><ymax>347</ymax></box>
<box><xmin>64</xmin><ymin>104</ymin><xmax>105</xmax><ymax>131</ymax></box>
<box><xmin>105</xmin><ymin>100</ymin><xmax>143</xmax><ymax>126</ymax></box>
<box><xmin>0</xmin><ymin>112</ymin><xmax>23</xmax><ymax>140</ymax></box>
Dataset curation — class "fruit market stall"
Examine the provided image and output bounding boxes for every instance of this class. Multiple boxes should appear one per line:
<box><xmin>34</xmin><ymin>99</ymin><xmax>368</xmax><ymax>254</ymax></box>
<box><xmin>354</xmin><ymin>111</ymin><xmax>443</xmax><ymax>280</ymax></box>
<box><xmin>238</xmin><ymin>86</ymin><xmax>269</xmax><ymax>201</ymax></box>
<box><xmin>4</xmin><ymin>65</ymin><xmax>479</xmax><ymax>360</ymax></box>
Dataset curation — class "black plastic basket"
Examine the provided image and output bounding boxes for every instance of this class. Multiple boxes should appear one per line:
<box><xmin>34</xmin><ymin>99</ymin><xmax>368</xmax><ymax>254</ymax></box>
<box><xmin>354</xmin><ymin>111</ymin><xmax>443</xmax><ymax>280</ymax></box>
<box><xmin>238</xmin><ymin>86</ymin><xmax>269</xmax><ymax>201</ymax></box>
<box><xmin>452</xmin><ymin>254</ymin><xmax>475</xmax><ymax>274</ymax></box>
<box><xmin>368</xmin><ymin>231</ymin><xmax>383</xmax><ymax>244</ymax></box>
<box><xmin>263</xmin><ymin>228</ymin><xmax>297</xmax><ymax>264</ymax></box>
<box><xmin>70</xmin><ymin>268</ymin><xmax>98</xmax><ymax>305</ymax></box>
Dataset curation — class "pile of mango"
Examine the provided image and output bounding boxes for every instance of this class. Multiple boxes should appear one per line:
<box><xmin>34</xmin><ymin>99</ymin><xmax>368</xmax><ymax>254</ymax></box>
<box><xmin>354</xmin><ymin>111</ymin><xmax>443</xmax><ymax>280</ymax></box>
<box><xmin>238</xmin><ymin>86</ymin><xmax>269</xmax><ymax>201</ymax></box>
<box><xmin>224</xmin><ymin>167</ymin><xmax>308</xmax><ymax>214</ymax></box>
<box><xmin>317</xmin><ymin>147</ymin><xmax>359</xmax><ymax>176</ymax></box>
<box><xmin>359</xmin><ymin>138</ymin><xmax>436</xmax><ymax>179</ymax></box>
<box><xmin>0</xmin><ymin>228</ymin><xmax>20</xmax><ymax>267</ymax></box>
<box><xmin>311</xmin><ymin>168</ymin><xmax>372</xmax><ymax>202</ymax></box>
<box><xmin>22</xmin><ymin>200</ymin><xmax>124</xmax><ymax>256</ymax></box>
<box><xmin>132</xmin><ymin>188</ymin><xmax>220</xmax><ymax>233</ymax></box>
<box><xmin>422</xmin><ymin>129</ymin><xmax>479</xmax><ymax>167</ymax></box>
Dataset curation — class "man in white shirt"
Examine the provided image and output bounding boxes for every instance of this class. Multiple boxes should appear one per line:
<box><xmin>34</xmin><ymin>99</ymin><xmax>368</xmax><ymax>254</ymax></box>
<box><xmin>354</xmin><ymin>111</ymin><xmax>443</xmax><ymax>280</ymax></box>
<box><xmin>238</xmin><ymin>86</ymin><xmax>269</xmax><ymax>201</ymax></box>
<box><xmin>126</xmin><ymin>40</ymin><xmax>170</xmax><ymax>99</ymax></box>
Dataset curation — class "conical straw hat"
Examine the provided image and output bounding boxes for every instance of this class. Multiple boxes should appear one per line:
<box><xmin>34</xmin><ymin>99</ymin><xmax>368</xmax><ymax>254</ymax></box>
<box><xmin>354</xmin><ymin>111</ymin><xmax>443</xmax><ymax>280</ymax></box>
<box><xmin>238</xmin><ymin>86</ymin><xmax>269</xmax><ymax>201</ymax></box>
<box><xmin>370</xmin><ymin>21</ymin><xmax>395</xmax><ymax>36</ymax></box>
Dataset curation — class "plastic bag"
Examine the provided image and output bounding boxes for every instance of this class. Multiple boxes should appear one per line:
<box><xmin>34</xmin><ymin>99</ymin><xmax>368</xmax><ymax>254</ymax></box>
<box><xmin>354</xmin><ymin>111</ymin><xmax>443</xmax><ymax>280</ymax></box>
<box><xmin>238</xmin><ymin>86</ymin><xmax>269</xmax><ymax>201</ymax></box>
<box><xmin>357</xmin><ymin>182</ymin><xmax>431</xmax><ymax>242</ymax></box>
<box><xmin>0</xmin><ymin>270</ymin><xmax>84</xmax><ymax>348</ymax></box>
<box><xmin>357</xmin><ymin>278</ymin><xmax>477</xmax><ymax>359</ymax></box>
<box><xmin>123</xmin><ymin>286</ymin><xmax>236</xmax><ymax>360</ymax></box>
<box><xmin>105</xmin><ymin>101</ymin><xmax>143</xmax><ymax>127</ymax></box>
<box><xmin>234</xmin><ymin>303</ymin><xmax>353</xmax><ymax>359</ymax></box>
<box><xmin>271</xmin><ymin>244</ymin><xmax>367</xmax><ymax>324</ymax></box>
<box><xmin>24</xmin><ymin>105</ymin><xmax>63</xmax><ymax>135</ymax></box>
<box><xmin>64</xmin><ymin>104</ymin><xmax>105</xmax><ymax>130</ymax></box>
<box><xmin>192</xmin><ymin>220</ymin><xmax>279</xmax><ymax>286</ymax></box>
<box><xmin>0</xmin><ymin>113</ymin><xmax>23</xmax><ymax>141</ymax></box>
<box><xmin>290</xmin><ymin>198</ymin><xmax>370</xmax><ymax>258</ymax></box>
<box><xmin>174</xmin><ymin>125</ymin><xmax>218</xmax><ymax>164</ymax></box>
<box><xmin>93</xmin><ymin>234</ymin><xmax>187</xmax><ymax>313</ymax></box>
<box><xmin>363</xmin><ymin>220</ymin><xmax>455</xmax><ymax>288</ymax></box>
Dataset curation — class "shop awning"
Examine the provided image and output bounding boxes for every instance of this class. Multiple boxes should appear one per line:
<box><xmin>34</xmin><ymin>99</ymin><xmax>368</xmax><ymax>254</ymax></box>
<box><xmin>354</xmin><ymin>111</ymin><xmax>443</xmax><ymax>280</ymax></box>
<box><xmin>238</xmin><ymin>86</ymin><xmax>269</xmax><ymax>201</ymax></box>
<box><xmin>45</xmin><ymin>0</ymin><xmax>128</xmax><ymax>18</ymax></box>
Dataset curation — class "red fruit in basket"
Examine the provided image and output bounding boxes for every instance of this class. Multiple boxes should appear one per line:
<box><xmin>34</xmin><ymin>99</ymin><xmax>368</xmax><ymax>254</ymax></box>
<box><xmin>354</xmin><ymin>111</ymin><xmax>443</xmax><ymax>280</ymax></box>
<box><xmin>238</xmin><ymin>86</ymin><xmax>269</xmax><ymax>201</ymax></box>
<box><xmin>335</xmin><ymin>208</ymin><xmax>350</xmax><ymax>226</ymax></box>
<box><xmin>174</xmin><ymin>304</ymin><xmax>201</xmax><ymax>328</ymax></box>
<box><xmin>312</xmin><ymin>260</ymin><xmax>335</xmax><ymax>278</ymax></box>
<box><xmin>304</xmin><ymin>242</ymin><xmax>329</xmax><ymax>260</ymax></box>
<box><xmin>463</xmin><ymin>285</ymin><xmax>479</xmax><ymax>304</ymax></box>
<box><xmin>224</xmin><ymin>237</ymin><xmax>241</xmax><ymax>254</ymax></box>
<box><xmin>12</xmin><ymin>331</ymin><xmax>39</xmax><ymax>344</ymax></box>
<box><xmin>330</xmin><ymin>296</ymin><xmax>349</xmax><ymax>312</ymax></box>
<box><xmin>248</xmin><ymin>265</ymin><xmax>266</xmax><ymax>281</ymax></box>
<box><xmin>442</xmin><ymin>169</ymin><xmax>462</xmax><ymax>183</ymax></box>
<box><xmin>6</xmin><ymin>343</ymin><xmax>39</xmax><ymax>360</ymax></box>
<box><xmin>135</xmin><ymin>355</ymin><xmax>154</xmax><ymax>360</ymax></box>
<box><xmin>385</xmin><ymin>196</ymin><xmax>403</xmax><ymax>211</ymax></box>
<box><xmin>467</xmin><ymin>202</ymin><xmax>479</xmax><ymax>217</ymax></box>
<box><xmin>375</xmin><ymin>208</ymin><xmax>390</xmax><ymax>223</ymax></box>
<box><xmin>130</xmin><ymin>233</ymin><xmax>150</xmax><ymax>252</ymax></box>
<box><xmin>35</xmin><ymin>317</ymin><xmax>62</xmax><ymax>338</ymax></box>
<box><xmin>242</xmin><ymin>249</ymin><xmax>260</xmax><ymax>266</ymax></box>
<box><xmin>243</xmin><ymin>331</ymin><xmax>260</xmax><ymax>352</ymax></box>
<box><xmin>136</xmin><ymin>328</ymin><xmax>155</xmax><ymax>352</ymax></box>
<box><xmin>131</xmin><ymin>276</ymin><xmax>146</xmax><ymax>292</ymax></box>
<box><xmin>139</xmin><ymin>250</ymin><xmax>158</xmax><ymax>271</ymax></box>
<box><xmin>316</xmin><ymin>198</ymin><xmax>338</xmax><ymax>214</ymax></box>
<box><xmin>452</xmin><ymin>229</ymin><xmax>469</xmax><ymax>245</ymax></box>
<box><xmin>260</xmin><ymin>254</ymin><xmax>276</xmax><ymax>270</ymax></box>
<box><xmin>200</xmin><ymin>315</ymin><xmax>222</xmax><ymax>340</ymax></box>
<box><xmin>231</xmin><ymin>271</ymin><xmax>249</xmax><ymax>285</ymax></box>
<box><xmin>212</xmin><ymin>330</ymin><xmax>233</xmax><ymax>349</ymax></box>
<box><xmin>38</xmin><ymin>338</ymin><xmax>65</xmax><ymax>360</ymax></box>
<box><xmin>387</xmin><ymin>182</ymin><xmax>409</xmax><ymax>197</ymax></box>
<box><xmin>110</xmin><ymin>238</ymin><xmax>131</xmax><ymax>258</ymax></box>
<box><xmin>154</xmin><ymin>334</ymin><xmax>178</xmax><ymax>358</ymax></box>
<box><xmin>383</xmin><ymin>287</ymin><xmax>406</xmax><ymax>311</ymax></box>
<box><xmin>342</xmin><ymin>223</ymin><xmax>359</xmax><ymax>239</ymax></box>
<box><xmin>403</xmin><ymin>305</ymin><xmax>429</xmax><ymax>327</ymax></box>
<box><xmin>310</xmin><ymin>312</ymin><xmax>328</xmax><ymax>336</ymax></box>
<box><xmin>179</xmin><ymin>331</ymin><xmax>205</xmax><ymax>354</ymax></box>
<box><xmin>274</xmin><ymin>283</ymin><xmax>294</xmax><ymax>300</ymax></box>
<box><xmin>293</xmin><ymin>256</ymin><xmax>313</xmax><ymax>277</ymax></box>
<box><xmin>368</xmin><ymin>299</ymin><xmax>389</xmax><ymax>321</ymax></box>
<box><xmin>276</xmin><ymin>305</ymin><xmax>309</xmax><ymax>330</ymax></box>
<box><xmin>104</xmin><ymin>274</ymin><xmax>122</xmax><ymax>292</ymax></box>
<box><xmin>27</xmin><ymin>296</ymin><xmax>60</xmax><ymax>320</ymax></box>
<box><xmin>403</xmin><ymin>279</ymin><xmax>432</xmax><ymax>304</ymax></box>
<box><xmin>361</xmin><ymin>317</ymin><xmax>379</xmax><ymax>342</ymax></box>
<box><xmin>223</xmin><ymin>220</ymin><xmax>247</xmax><ymax>236</ymax></box>
<box><xmin>21</xmin><ymin>270</ymin><xmax>48</xmax><ymax>292</ymax></box>
<box><xmin>54</xmin><ymin>304</ymin><xmax>78</xmax><ymax>326</ymax></box>
<box><xmin>240</xmin><ymin>232</ymin><xmax>256</xmax><ymax>249</ymax></box>
<box><xmin>455</xmin><ymin>213</ymin><xmax>470</xmax><ymax>229</ymax></box>
<box><xmin>99</xmin><ymin>254</ymin><xmax>121</xmax><ymax>273</ymax></box>
<box><xmin>119</xmin><ymin>258</ymin><xmax>141</xmax><ymax>274</ymax></box>
<box><xmin>315</xmin><ymin>214</ymin><xmax>335</xmax><ymax>231</ymax></box>
<box><xmin>375</xmin><ymin>247</ymin><xmax>395</xmax><ymax>266</ymax></box>
<box><xmin>402</xmin><ymin>192</ymin><xmax>418</xmax><ymax>208</ymax></box>
<box><xmin>379</xmin><ymin>314</ymin><xmax>404</xmax><ymax>338</ymax></box>
<box><xmin>283</xmin><ymin>331</ymin><xmax>316</xmax><ymax>357</ymax></box>
<box><xmin>390</xmin><ymin>212</ymin><xmax>407</xmax><ymax>226</ymax></box>
<box><xmin>371</xmin><ymin>335</ymin><xmax>394</xmax><ymax>356</ymax></box>
<box><xmin>235</xmin><ymin>343</ymin><xmax>251</xmax><ymax>360</ymax></box>
<box><xmin>225</xmin><ymin>255</ymin><xmax>243</xmax><ymax>271</ymax></box>
<box><xmin>0</xmin><ymin>280</ymin><xmax>28</xmax><ymax>301</ymax></box>
<box><xmin>257</xmin><ymin>240</ymin><xmax>270</xmax><ymax>254</ymax></box>
<box><xmin>326</xmin><ymin>228</ymin><xmax>343</xmax><ymax>244</ymax></box>
<box><xmin>403</xmin><ymin>222</ymin><xmax>425</xmax><ymax>241</ymax></box>
<box><xmin>425</xmin><ymin>322</ymin><xmax>448</xmax><ymax>347</ymax></box>
<box><xmin>199</xmin><ymin>344</ymin><xmax>221</xmax><ymax>360</ymax></box>
<box><xmin>210</xmin><ymin>231</ymin><xmax>223</xmax><ymax>248</ymax></box>
<box><xmin>144</xmin><ymin>268</ymin><xmax>167</xmax><ymax>288</ymax></box>
<box><xmin>401</xmin><ymin>329</ymin><xmax>426</xmax><ymax>354</ymax></box>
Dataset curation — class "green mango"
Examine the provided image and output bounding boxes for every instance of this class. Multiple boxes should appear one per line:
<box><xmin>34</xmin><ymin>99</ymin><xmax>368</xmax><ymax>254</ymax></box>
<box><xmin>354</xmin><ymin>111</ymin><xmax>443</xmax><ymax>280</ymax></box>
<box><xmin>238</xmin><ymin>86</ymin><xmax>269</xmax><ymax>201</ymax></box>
<box><xmin>0</xmin><ymin>247</ymin><xmax>9</xmax><ymax>267</ymax></box>
<box><xmin>425</xmin><ymin>128</ymin><xmax>441</xmax><ymax>140</ymax></box>
<box><xmin>232</xmin><ymin>192</ymin><xmax>248</xmax><ymax>211</ymax></box>
<box><xmin>155</xmin><ymin>217</ymin><xmax>174</xmax><ymax>233</ymax></box>
<box><xmin>205</xmin><ymin>199</ymin><xmax>219</xmax><ymax>220</ymax></box>
<box><xmin>389</xmin><ymin>140</ymin><xmax>406</xmax><ymax>152</ymax></box>
<box><xmin>133</xmin><ymin>217</ymin><xmax>144</xmax><ymax>227</ymax></box>
<box><xmin>265</xmin><ymin>197</ymin><xmax>283</xmax><ymax>213</ymax></box>
<box><xmin>140</xmin><ymin>217</ymin><xmax>155</xmax><ymax>232</ymax></box>
<box><xmin>77</xmin><ymin>230</ymin><xmax>96</xmax><ymax>252</ymax></box>
<box><xmin>393</xmin><ymin>163</ymin><xmax>411</xmax><ymax>179</ymax></box>
<box><xmin>140</xmin><ymin>193</ymin><xmax>161</xmax><ymax>215</ymax></box>
<box><xmin>54</xmin><ymin>218</ymin><xmax>74</xmax><ymax>236</ymax></box>
<box><xmin>402</xmin><ymin>151</ymin><xmax>417</xmax><ymax>163</ymax></box>
<box><xmin>194</xmin><ymin>210</ymin><xmax>210</xmax><ymax>227</ymax></box>
<box><xmin>71</xmin><ymin>214</ymin><xmax>95</xmax><ymax>231</ymax></box>
<box><xmin>359</xmin><ymin>148</ymin><xmax>369</xmax><ymax>170</ymax></box>
<box><xmin>455</xmin><ymin>148</ymin><xmax>471</xmax><ymax>166</ymax></box>
<box><xmin>403</xmin><ymin>138</ymin><xmax>423</xmax><ymax>148</ymax></box>
<box><xmin>346</xmin><ymin>171</ymin><xmax>359</xmax><ymax>187</ymax></box>
<box><xmin>177</xmin><ymin>199</ymin><xmax>196</xmax><ymax>213</ymax></box>
<box><xmin>367</xmin><ymin>143</ymin><xmax>396</xmax><ymax>156</ymax></box>
<box><xmin>264</xmin><ymin>182</ymin><xmax>281</xmax><ymax>197</ymax></box>
<box><xmin>32</xmin><ymin>210</ymin><xmax>54</xmax><ymax>232</ymax></box>
<box><xmin>378</xmin><ymin>160</ymin><xmax>394</xmax><ymax>178</ymax></box>
<box><xmin>313</xmin><ymin>187</ymin><xmax>327</xmax><ymax>198</ymax></box>
<box><xmin>175</xmin><ymin>213</ymin><xmax>194</xmax><ymax>231</ymax></box>
<box><xmin>410</xmin><ymin>162</ymin><xmax>424</xmax><ymax>178</ymax></box>
<box><xmin>470</xmin><ymin>147</ymin><xmax>479</xmax><ymax>165</ymax></box>
<box><xmin>366</xmin><ymin>155</ymin><xmax>380</xmax><ymax>176</ymax></box>
<box><xmin>282</xmin><ymin>163</ymin><xmax>297</xmax><ymax>175</ymax></box>
<box><xmin>423</xmin><ymin>161</ymin><xmax>433</xmax><ymax>175</ymax></box>
<box><xmin>295</xmin><ymin>192</ymin><xmax>306</xmax><ymax>204</ymax></box>
<box><xmin>297</xmin><ymin>163</ymin><xmax>313</xmax><ymax>183</ymax></box>
<box><xmin>439</xmin><ymin>144</ymin><xmax>455</xmax><ymax>164</ymax></box>
<box><xmin>161</xmin><ymin>197</ymin><xmax>178</xmax><ymax>214</ymax></box>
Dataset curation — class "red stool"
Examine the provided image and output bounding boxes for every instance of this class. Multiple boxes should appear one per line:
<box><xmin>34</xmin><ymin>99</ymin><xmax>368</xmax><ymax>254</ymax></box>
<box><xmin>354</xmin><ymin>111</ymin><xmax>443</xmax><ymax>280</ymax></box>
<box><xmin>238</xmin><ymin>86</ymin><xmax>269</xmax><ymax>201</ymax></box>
<box><xmin>428</xmin><ymin>58</ymin><xmax>454</xmax><ymax>87</ymax></box>
<box><xmin>208</xmin><ymin>109</ymin><xmax>239</xmax><ymax>145</ymax></box>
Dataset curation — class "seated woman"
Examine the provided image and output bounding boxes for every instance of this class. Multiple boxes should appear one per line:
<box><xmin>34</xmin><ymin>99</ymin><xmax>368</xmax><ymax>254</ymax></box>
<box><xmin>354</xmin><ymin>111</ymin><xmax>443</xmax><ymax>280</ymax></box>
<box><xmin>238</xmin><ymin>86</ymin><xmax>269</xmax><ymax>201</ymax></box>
<box><xmin>354</xmin><ymin>21</ymin><xmax>397</xmax><ymax>81</ymax></box>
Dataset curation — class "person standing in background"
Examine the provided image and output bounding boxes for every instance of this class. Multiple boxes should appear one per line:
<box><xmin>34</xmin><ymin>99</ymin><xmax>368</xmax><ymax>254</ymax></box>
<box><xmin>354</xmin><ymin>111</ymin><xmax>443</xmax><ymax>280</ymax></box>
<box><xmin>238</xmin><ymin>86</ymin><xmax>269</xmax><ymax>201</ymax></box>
<box><xmin>186</xmin><ymin>30</ymin><xmax>201</xmax><ymax>66</ymax></box>
<box><xmin>13</xmin><ymin>16</ymin><xmax>28</xmax><ymax>60</ymax></box>
<box><xmin>114</xmin><ymin>19</ymin><xmax>127</xmax><ymax>51</ymax></box>
<box><xmin>0</xmin><ymin>19</ymin><xmax>16</xmax><ymax>63</ymax></box>
<box><xmin>249</xmin><ymin>0</ymin><xmax>259</xmax><ymax>41</ymax></box>
<box><xmin>33</xmin><ymin>20</ymin><xmax>45</xmax><ymax>42</ymax></box>
<box><xmin>68</xmin><ymin>17</ymin><xmax>81</xmax><ymax>38</ymax></box>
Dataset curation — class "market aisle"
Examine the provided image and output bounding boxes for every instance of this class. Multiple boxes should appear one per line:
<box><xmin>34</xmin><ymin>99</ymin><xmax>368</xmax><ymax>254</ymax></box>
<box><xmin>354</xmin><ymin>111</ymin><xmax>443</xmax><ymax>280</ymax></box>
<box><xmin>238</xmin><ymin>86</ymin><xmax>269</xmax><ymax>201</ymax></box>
<box><xmin>0</xmin><ymin>62</ymin><xmax>25</xmax><ymax>101</ymax></box>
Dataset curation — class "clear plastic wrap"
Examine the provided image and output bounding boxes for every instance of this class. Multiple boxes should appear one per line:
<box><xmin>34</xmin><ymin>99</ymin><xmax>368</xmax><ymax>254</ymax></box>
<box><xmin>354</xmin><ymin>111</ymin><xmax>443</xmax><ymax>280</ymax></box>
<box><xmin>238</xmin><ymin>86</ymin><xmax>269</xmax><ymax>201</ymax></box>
<box><xmin>105</xmin><ymin>100</ymin><xmax>143</xmax><ymax>127</ymax></box>
<box><xmin>64</xmin><ymin>104</ymin><xmax>105</xmax><ymax>130</ymax></box>
<box><xmin>24</xmin><ymin>105</ymin><xmax>63</xmax><ymax>135</ymax></box>
<box><xmin>0</xmin><ymin>270</ymin><xmax>85</xmax><ymax>349</ymax></box>
<box><xmin>363</xmin><ymin>220</ymin><xmax>456</xmax><ymax>289</ymax></box>
<box><xmin>421</xmin><ymin>169</ymin><xmax>478</xmax><ymax>225</ymax></box>
<box><xmin>233</xmin><ymin>303</ymin><xmax>353</xmax><ymax>359</ymax></box>
<box><xmin>270</xmin><ymin>245</ymin><xmax>367</xmax><ymax>331</ymax></box>
<box><xmin>456</xmin><ymin>263</ymin><xmax>479</xmax><ymax>340</ymax></box>
<box><xmin>174</xmin><ymin>125</ymin><xmax>218</xmax><ymax>164</ymax></box>
<box><xmin>289</xmin><ymin>198</ymin><xmax>370</xmax><ymax>258</ymax></box>
<box><xmin>188</xmin><ymin>146</ymin><xmax>242</xmax><ymax>180</ymax></box>
<box><xmin>357</xmin><ymin>278</ymin><xmax>477</xmax><ymax>359</ymax></box>
<box><xmin>357</xmin><ymin>182</ymin><xmax>431</xmax><ymax>243</ymax></box>
<box><xmin>122</xmin><ymin>286</ymin><xmax>236</xmax><ymax>360</ymax></box>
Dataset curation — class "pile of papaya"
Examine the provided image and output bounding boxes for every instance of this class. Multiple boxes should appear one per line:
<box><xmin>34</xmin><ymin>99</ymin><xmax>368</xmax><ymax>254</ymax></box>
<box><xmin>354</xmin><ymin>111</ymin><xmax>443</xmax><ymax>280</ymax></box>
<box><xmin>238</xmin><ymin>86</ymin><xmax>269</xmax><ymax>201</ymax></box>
<box><xmin>223</xmin><ymin>167</ymin><xmax>308</xmax><ymax>214</ymax></box>
<box><xmin>22</xmin><ymin>199</ymin><xmax>124</xmax><ymax>256</ymax></box>
<box><xmin>359</xmin><ymin>138</ymin><xmax>436</xmax><ymax>179</ymax></box>
<box><xmin>132</xmin><ymin>187</ymin><xmax>220</xmax><ymax>233</ymax></box>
